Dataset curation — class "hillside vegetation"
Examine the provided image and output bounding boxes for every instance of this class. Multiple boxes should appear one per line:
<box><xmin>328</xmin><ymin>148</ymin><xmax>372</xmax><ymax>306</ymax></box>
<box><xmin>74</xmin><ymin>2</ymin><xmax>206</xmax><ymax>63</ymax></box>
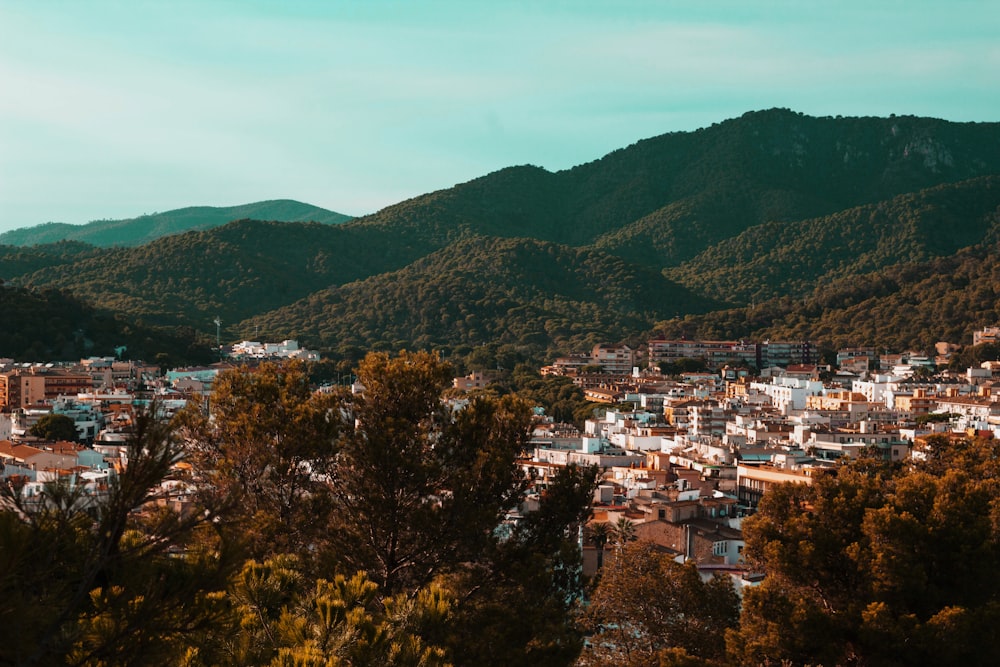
<box><xmin>0</xmin><ymin>199</ymin><xmax>351</xmax><ymax>247</ymax></box>
<box><xmin>1</xmin><ymin>109</ymin><xmax>999</xmax><ymax>363</ymax></box>
<box><xmin>0</xmin><ymin>283</ymin><xmax>210</xmax><ymax>363</ymax></box>
<box><xmin>653</xmin><ymin>245</ymin><xmax>1000</xmax><ymax>353</ymax></box>
<box><xmin>245</xmin><ymin>236</ymin><xmax>720</xmax><ymax>360</ymax></box>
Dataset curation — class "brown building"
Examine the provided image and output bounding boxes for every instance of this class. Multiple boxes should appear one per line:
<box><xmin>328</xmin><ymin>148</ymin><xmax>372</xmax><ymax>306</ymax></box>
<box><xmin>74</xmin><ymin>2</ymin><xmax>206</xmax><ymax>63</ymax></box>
<box><xmin>0</xmin><ymin>368</ymin><xmax>93</xmax><ymax>411</ymax></box>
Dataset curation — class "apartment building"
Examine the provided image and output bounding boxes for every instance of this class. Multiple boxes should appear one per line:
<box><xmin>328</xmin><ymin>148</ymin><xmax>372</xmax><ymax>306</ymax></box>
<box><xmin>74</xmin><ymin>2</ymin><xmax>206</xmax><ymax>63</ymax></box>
<box><xmin>0</xmin><ymin>367</ymin><xmax>93</xmax><ymax>411</ymax></box>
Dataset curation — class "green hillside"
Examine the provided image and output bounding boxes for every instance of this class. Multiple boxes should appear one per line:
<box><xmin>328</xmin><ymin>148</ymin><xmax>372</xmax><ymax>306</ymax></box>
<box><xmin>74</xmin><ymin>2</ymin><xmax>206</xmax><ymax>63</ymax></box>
<box><xmin>652</xmin><ymin>244</ymin><xmax>1000</xmax><ymax>353</ymax></box>
<box><xmin>3</xmin><ymin>110</ymin><xmax>1000</xmax><ymax>365</ymax></box>
<box><xmin>349</xmin><ymin>109</ymin><xmax>1000</xmax><ymax>269</ymax></box>
<box><xmin>241</xmin><ymin>236</ymin><xmax>719</xmax><ymax>359</ymax></box>
<box><xmin>0</xmin><ymin>199</ymin><xmax>351</xmax><ymax>247</ymax></box>
<box><xmin>666</xmin><ymin>175</ymin><xmax>1000</xmax><ymax>305</ymax></box>
<box><xmin>0</xmin><ymin>241</ymin><xmax>100</xmax><ymax>280</ymax></box>
<box><xmin>0</xmin><ymin>283</ymin><xmax>211</xmax><ymax>363</ymax></box>
<box><xmin>5</xmin><ymin>219</ymin><xmax>416</xmax><ymax>329</ymax></box>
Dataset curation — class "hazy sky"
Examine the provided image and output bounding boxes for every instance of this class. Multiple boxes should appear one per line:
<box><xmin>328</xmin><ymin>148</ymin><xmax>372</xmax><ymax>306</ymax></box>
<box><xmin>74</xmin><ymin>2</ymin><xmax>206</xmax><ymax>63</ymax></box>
<box><xmin>1</xmin><ymin>1</ymin><xmax>997</xmax><ymax>231</ymax></box>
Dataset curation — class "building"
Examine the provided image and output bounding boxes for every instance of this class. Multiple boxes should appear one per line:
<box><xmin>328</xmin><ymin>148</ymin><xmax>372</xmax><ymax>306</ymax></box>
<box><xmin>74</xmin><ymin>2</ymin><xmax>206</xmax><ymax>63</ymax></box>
<box><xmin>757</xmin><ymin>340</ymin><xmax>819</xmax><ymax>368</ymax></box>
<box><xmin>648</xmin><ymin>339</ymin><xmax>758</xmax><ymax>370</ymax></box>
<box><xmin>453</xmin><ymin>370</ymin><xmax>491</xmax><ymax>392</ymax></box>
<box><xmin>736</xmin><ymin>464</ymin><xmax>816</xmax><ymax>509</ymax></box>
<box><xmin>647</xmin><ymin>339</ymin><xmax>817</xmax><ymax>371</ymax></box>
<box><xmin>0</xmin><ymin>367</ymin><xmax>94</xmax><ymax>411</ymax></box>
<box><xmin>973</xmin><ymin>326</ymin><xmax>1000</xmax><ymax>346</ymax></box>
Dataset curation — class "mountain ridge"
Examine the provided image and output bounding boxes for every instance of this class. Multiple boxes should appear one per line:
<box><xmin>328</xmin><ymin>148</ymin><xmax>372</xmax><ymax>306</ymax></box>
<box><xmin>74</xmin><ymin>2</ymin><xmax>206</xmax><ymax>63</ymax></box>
<box><xmin>2</xmin><ymin>109</ymin><xmax>1000</xmax><ymax>365</ymax></box>
<box><xmin>0</xmin><ymin>199</ymin><xmax>352</xmax><ymax>248</ymax></box>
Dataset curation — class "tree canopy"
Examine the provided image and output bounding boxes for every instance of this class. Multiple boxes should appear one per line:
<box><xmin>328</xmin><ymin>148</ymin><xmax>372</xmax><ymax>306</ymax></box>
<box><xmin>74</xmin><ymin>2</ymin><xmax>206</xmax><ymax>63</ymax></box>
<box><xmin>729</xmin><ymin>435</ymin><xmax>1000</xmax><ymax>666</ymax></box>
<box><xmin>28</xmin><ymin>413</ymin><xmax>79</xmax><ymax>442</ymax></box>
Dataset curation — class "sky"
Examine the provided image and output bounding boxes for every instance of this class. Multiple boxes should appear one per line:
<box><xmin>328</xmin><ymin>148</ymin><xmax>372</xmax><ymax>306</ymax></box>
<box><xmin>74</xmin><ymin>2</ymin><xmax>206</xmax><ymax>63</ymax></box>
<box><xmin>1</xmin><ymin>1</ymin><xmax>998</xmax><ymax>232</ymax></box>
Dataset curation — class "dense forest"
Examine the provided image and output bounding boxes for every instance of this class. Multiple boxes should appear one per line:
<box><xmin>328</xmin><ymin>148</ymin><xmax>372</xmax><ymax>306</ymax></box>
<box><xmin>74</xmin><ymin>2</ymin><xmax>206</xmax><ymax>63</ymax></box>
<box><xmin>0</xmin><ymin>282</ymin><xmax>210</xmax><ymax>365</ymax></box>
<box><xmin>1</xmin><ymin>109</ymin><xmax>999</xmax><ymax>365</ymax></box>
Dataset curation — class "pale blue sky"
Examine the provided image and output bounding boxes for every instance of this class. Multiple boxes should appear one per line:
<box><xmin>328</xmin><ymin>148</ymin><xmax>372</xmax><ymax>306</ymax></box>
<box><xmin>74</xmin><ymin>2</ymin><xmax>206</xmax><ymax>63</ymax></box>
<box><xmin>1</xmin><ymin>1</ymin><xmax>997</xmax><ymax>231</ymax></box>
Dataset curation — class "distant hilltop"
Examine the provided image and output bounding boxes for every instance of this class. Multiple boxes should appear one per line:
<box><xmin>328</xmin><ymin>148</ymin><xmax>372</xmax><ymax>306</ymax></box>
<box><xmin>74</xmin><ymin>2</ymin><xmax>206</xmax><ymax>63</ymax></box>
<box><xmin>0</xmin><ymin>199</ymin><xmax>352</xmax><ymax>248</ymax></box>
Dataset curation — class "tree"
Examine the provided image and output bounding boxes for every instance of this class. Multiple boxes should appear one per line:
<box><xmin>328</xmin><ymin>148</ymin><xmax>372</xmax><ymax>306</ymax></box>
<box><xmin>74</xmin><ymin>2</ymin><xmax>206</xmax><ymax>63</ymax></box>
<box><xmin>171</xmin><ymin>350</ymin><xmax>595</xmax><ymax>667</ymax></box>
<box><xmin>610</xmin><ymin>516</ymin><xmax>637</xmax><ymax>552</ymax></box>
<box><xmin>729</xmin><ymin>441</ymin><xmax>1000</xmax><ymax>666</ymax></box>
<box><xmin>0</xmin><ymin>406</ymin><xmax>235</xmax><ymax>666</ymax></box>
<box><xmin>177</xmin><ymin>361</ymin><xmax>342</xmax><ymax>563</ymax></box>
<box><xmin>325</xmin><ymin>350</ymin><xmax>533</xmax><ymax>594</ymax></box>
<box><xmin>580</xmin><ymin>541</ymin><xmax>739</xmax><ymax>666</ymax></box>
<box><xmin>222</xmin><ymin>555</ymin><xmax>452</xmax><ymax>667</ymax></box>
<box><xmin>659</xmin><ymin>357</ymin><xmax>708</xmax><ymax>375</ymax></box>
<box><xmin>587</xmin><ymin>522</ymin><xmax>610</xmax><ymax>570</ymax></box>
<box><xmin>29</xmin><ymin>412</ymin><xmax>79</xmax><ymax>441</ymax></box>
<box><xmin>442</xmin><ymin>463</ymin><xmax>598</xmax><ymax>667</ymax></box>
<box><xmin>728</xmin><ymin>468</ymin><xmax>885</xmax><ymax>665</ymax></box>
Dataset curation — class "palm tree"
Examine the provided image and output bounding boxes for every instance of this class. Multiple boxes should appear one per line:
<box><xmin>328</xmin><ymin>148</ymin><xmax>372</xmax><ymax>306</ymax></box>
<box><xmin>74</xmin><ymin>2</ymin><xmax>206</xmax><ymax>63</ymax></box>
<box><xmin>588</xmin><ymin>522</ymin><xmax>611</xmax><ymax>570</ymax></box>
<box><xmin>610</xmin><ymin>516</ymin><xmax>636</xmax><ymax>553</ymax></box>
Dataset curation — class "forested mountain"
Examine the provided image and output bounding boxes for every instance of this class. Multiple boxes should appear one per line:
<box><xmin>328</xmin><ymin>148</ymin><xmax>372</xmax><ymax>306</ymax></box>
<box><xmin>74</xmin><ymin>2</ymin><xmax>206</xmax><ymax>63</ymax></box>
<box><xmin>7</xmin><ymin>220</ymin><xmax>412</xmax><ymax>329</ymax></box>
<box><xmin>0</xmin><ymin>283</ymin><xmax>209</xmax><ymax>363</ymax></box>
<box><xmin>351</xmin><ymin>109</ymin><xmax>1000</xmax><ymax>269</ymax></box>
<box><xmin>0</xmin><ymin>199</ymin><xmax>351</xmax><ymax>247</ymax></box>
<box><xmin>666</xmin><ymin>175</ymin><xmax>1000</xmax><ymax>305</ymax></box>
<box><xmin>2</xmin><ymin>109</ymin><xmax>1000</xmax><ymax>364</ymax></box>
<box><xmin>244</xmin><ymin>236</ymin><xmax>719</xmax><ymax>360</ymax></box>
<box><xmin>653</xmin><ymin>245</ymin><xmax>1000</xmax><ymax>353</ymax></box>
<box><xmin>0</xmin><ymin>241</ymin><xmax>101</xmax><ymax>279</ymax></box>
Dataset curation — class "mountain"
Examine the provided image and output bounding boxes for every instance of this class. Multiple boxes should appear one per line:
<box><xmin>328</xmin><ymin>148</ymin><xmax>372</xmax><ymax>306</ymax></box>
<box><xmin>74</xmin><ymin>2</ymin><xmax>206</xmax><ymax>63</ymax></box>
<box><xmin>0</xmin><ymin>199</ymin><xmax>352</xmax><ymax>247</ymax></box>
<box><xmin>651</xmin><ymin>244</ymin><xmax>1000</xmax><ymax>354</ymax></box>
<box><xmin>8</xmin><ymin>219</ymin><xmax>403</xmax><ymax>328</ymax></box>
<box><xmin>665</xmin><ymin>175</ymin><xmax>1000</xmax><ymax>305</ymax></box>
<box><xmin>348</xmin><ymin>109</ymin><xmax>1000</xmax><ymax>269</ymax></box>
<box><xmin>3</xmin><ymin>109</ymin><xmax>1000</xmax><ymax>365</ymax></box>
<box><xmin>0</xmin><ymin>283</ymin><xmax>211</xmax><ymax>364</ymax></box>
<box><xmin>241</xmin><ymin>235</ymin><xmax>720</xmax><ymax>358</ymax></box>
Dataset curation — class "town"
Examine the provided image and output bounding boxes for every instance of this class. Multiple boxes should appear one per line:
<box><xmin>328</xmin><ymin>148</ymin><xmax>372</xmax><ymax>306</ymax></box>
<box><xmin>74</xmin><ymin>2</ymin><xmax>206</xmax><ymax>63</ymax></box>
<box><xmin>4</xmin><ymin>328</ymin><xmax>999</xmax><ymax>588</ymax></box>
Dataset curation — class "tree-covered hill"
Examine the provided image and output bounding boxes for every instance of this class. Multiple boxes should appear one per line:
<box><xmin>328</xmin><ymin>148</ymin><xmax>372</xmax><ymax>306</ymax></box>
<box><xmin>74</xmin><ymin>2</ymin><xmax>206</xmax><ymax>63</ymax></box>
<box><xmin>0</xmin><ymin>241</ymin><xmax>101</xmax><ymax>280</ymax></box>
<box><xmin>3</xmin><ymin>110</ymin><xmax>1000</xmax><ymax>365</ymax></box>
<box><xmin>2</xmin><ymin>219</ymin><xmax>430</xmax><ymax>330</ymax></box>
<box><xmin>241</xmin><ymin>236</ymin><xmax>720</xmax><ymax>359</ymax></box>
<box><xmin>666</xmin><ymin>175</ymin><xmax>1000</xmax><ymax>305</ymax></box>
<box><xmin>0</xmin><ymin>283</ymin><xmax>210</xmax><ymax>363</ymax></box>
<box><xmin>348</xmin><ymin>109</ymin><xmax>1000</xmax><ymax>269</ymax></box>
<box><xmin>0</xmin><ymin>199</ymin><xmax>351</xmax><ymax>247</ymax></box>
<box><xmin>652</xmin><ymin>243</ymin><xmax>1000</xmax><ymax>353</ymax></box>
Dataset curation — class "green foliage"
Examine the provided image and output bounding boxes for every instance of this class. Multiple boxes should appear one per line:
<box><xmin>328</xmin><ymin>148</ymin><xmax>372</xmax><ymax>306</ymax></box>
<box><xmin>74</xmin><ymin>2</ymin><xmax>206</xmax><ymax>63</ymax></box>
<box><xmin>0</xmin><ymin>282</ymin><xmax>207</xmax><ymax>362</ymax></box>
<box><xmin>653</xmin><ymin>243</ymin><xmax>1000</xmax><ymax>352</ymax></box>
<box><xmin>949</xmin><ymin>342</ymin><xmax>1000</xmax><ymax>369</ymax></box>
<box><xmin>248</xmin><ymin>236</ymin><xmax>713</xmax><ymax>363</ymax></box>
<box><xmin>667</xmin><ymin>175</ymin><xmax>1000</xmax><ymax>305</ymax></box>
<box><xmin>731</xmin><ymin>437</ymin><xmax>1000</xmax><ymax>665</ymax></box>
<box><xmin>1</xmin><ymin>355</ymin><xmax>598</xmax><ymax>667</ymax></box>
<box><xmin>29</xmin><ymin>413</ymin><xmax>80</xmax><ymax>441</ymax></box>
<box><xmin>488</xmin><ymin>366</ymin><xmax>599</xmax><ymax>426</ymax></box>
<box><xmin>580</xmin><ymin>541</ymin><xmax>740</xmax><ymax>666</ymax></box>
<box><xmin>177</xmin><ymin>361</ymin><xmax>342</xmax><ymax>563</ymax></box>
<box><xmin>0</xmin><ymin>407</ymin><xmax>235</xmax><ymax>666</ymax></box>
<box><xmin>658</xmin><ymin>357</ymin><xmax>709</xmax><ymax>375</ymax></box>
<box><xmin>442</xmin><ymin>463</ymin><xmax>598</xmax><ymax>667</ymax></box>
<box><xmin>324</xmin><ymin>350</ymin><xmax>533</xmax><ymax>593</ymax></box>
